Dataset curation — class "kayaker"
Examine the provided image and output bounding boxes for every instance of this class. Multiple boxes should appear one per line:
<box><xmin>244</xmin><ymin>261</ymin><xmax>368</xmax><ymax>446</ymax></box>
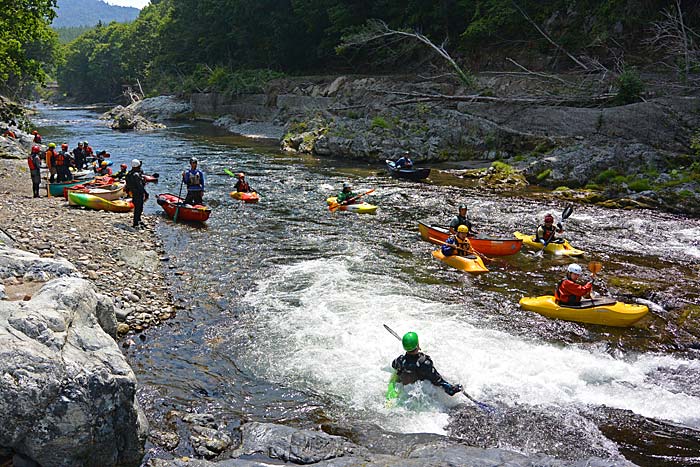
<box><xmin>234</xmin><ymin>172</ymin><xmax>252</xmax><ymax>193</ymax></box>
<box><xmin>391</xmin><ymin>332</ymin><xmax>463</xmax><ymax>396</ymax></box>
<box><xmin>536</xmin><ymin>214</ymin><xmax>563</xmax><ymax>245</ymax></box>
<box><xmin>45</xmin><ymin>143</ymin><xmax>58</xmax><ymax>183</ymax></box>
<box><xmin>96</xmin><ymin>161</ymin><xmax>112</xmax><ymax>176</ymax></box>
<box><xmin>448</xmin><ymin>204</ymin><xmax>477</xmax><ymax>236</ymax></box>
<box><xmin>442</xmin><ymin>225</ymin><xmax>475</xmax><ymax>256</ymax></box>
<box><xmin>394</xmin><ymin>152</ymin><xmax>414</xmax><ymax>169</ymax></box>
<box><xmin>113</xmin><ymin>163</ymin><xmax>128</xmax><ymax>180</ymax></box>
<box><xmin>32</xmin><ymin>130</ymin><xmax>42</xmax><ymax>144</ymax></box>
<box><xmin>182</xmin><ymin>157</ymin><xmax>205</xmax><ymax>205</ymax></box>
<box><xmin>53</xmin><ymin>144</ymin><xmax>70</xmax><ymax>182</ymax></box>
<box><xmin>84</xmin><ymin>141</ymin><xmax>93</xmax><ymax>160</ymax></box>
<box><xmin>554</xmin><ymin>264</ymin><xmax>593</xmax><ymax>306</ymax></box>
<box><xmin>126</xmin><ymin>159</ymin><xmax>147</xmax><ymax>229</ymax></box>
<box><xmin>336</xmin><ymin>182</ymin><xmax>358</xmax><ymax>205</ymax></box>
<box><xmin>73</xmin><ymin>142</ymin><xmax>86</xmax><ymax>170</ymax></box>
<box><xmin>28</xmin><ymin>145</ymin><xmax>42</xmax><ymax>198</ymax></box>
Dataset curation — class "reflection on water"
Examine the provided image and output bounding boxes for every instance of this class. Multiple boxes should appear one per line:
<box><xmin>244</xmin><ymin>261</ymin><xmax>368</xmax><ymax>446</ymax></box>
<box><xmin>35</xmin><ymin>105</ymin><xmax>700</xmax><ymax>465</ymax></box>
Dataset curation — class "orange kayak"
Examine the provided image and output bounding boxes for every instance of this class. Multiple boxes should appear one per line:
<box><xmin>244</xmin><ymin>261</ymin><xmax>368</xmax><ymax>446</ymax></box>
<box><xmin>419</xmin><ymin>222</ymin><xmax>522</xmax><ymax>256</ymax></box>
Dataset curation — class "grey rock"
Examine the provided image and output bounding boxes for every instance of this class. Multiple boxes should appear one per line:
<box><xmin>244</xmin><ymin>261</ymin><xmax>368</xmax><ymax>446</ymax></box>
<box><xmin>127</xmin><ymin>96</ymin><xmax>192</xmax><ymax>121</ymax></box>
<box><xmin>0</xmin><ymin>284</ymin><xmax>6</xmax><ymax>300</ymax></box>
<box><xmin>0</xmin><ymin>277</ymin><xmax>147</xmax><ymax>467</ymax></box>
<box><xmin>0</xmin><ymin>245</ymin><xmax>77</xmax><ymax>281</ymax></box>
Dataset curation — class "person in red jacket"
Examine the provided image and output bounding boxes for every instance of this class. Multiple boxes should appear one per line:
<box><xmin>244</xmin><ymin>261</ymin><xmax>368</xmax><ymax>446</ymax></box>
<box><xmin>555</xmin><ymin>263</ymin><xmax>592</xmax><ymax>306</ymax></box>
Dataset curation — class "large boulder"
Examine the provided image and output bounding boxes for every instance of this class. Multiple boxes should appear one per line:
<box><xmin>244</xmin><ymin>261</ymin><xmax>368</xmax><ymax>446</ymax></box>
<box><xmin>0</xmin><ymin>277</ymin><xmax>148</xmax><ymax>467</ymax></box>
<box><xmin>0</xmin><ymin>244</ymin><xmax>78</xmax><ymax>282</ymax></box>
<box><xmin>128</xmin><ymin>96</ymin><xmax>192</xmax><ymax>121</ymax></box>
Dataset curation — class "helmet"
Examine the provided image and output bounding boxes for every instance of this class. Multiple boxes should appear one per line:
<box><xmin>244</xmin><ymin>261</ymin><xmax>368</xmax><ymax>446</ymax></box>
<box><xmin>48</xmin><ymin>143</ymin><xmax>56</xmax><ymax>148</ymax></box>
<box><xmin>567</xmin><ymin>264</ymin><xmax>583</xmax><ymax>275</ymax></box>
<box><xmin>237</xmin><ymin>172</ymin><xmax>245</xmax><ymax>178</ymax></box>
<box><xmin>402</xmin><ymin>332</ymin><xmax>419</xmax><ymax>351</ymax></box>
<box><xmin>78</xmin><ymin>142</ymin><xmax>83</xmax><ymax>146</ymax></box>
<box><xmin>190</xmin><ymin>157</ymin><xmax>198</xmax><ymax>164</ymax></box>
<box><xmin>32</xmin><ymin>130</ymin><xmax>38</xmax><ymax>135</ymax></box>
<box><xmin>84</xmin><ymin>141</ymin><xmax>89</xmax><ymax>146</ymax></box>
<box><xmin>101</xmin><ymin>161</ymin><xmax>108</xmax><ymax>167</ymax></box>
<box><xmin>458</xmin><ymin>204</ymin><xmax>467</xmax><ymax>210</ymax></box>
<box><xmin>544</xmin><ymin>214</ymin><xmax>554</xmax><ymax>223</ymax></box>
<box><xmin>343</xmin><ymin>182</ymin><xmax>352</xmax><ymax>189</ymax></box>
<box><xmin>457</xmin><ymin>225</ymin><xmax>469</xmax><ymax>233</ymax></box>
<box><xmin>31</xmin><ymin>145</ymin><xmax>40</xmax><ymax>153</ymax></box>
<box><xmin>120</xmin><ymin>163</ymin><xmax>127</xmax><ymax>169</ymax></box>
<box><xmin>131</xmin><ymin>159</ymin><xmax>141</xmax><ymax>168</ymax></box>
<box><xmin>61</xmin><ymin>143</ymin><xmax>68</xmax><ymax>149</ymax></box>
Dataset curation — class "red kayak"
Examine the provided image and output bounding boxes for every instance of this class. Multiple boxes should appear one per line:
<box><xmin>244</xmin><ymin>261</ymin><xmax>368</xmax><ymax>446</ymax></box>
<box><xmin>418</xmin><ymin>222</ymin><xmax>522</xmax><ymax>256</ymax></box>
<box><xmin>156</xmin><ymin>193</ymin><xmax>212</xmax><ymax>222</ymax></box>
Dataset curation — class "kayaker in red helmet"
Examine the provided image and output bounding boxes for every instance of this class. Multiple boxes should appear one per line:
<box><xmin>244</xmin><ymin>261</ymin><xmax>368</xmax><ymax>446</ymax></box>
<box><xmin>555</xmin><ymin>263</ymin><xmax>592</xmax><ymax>306</ymax></box>
<box><xmin>32</xmin><ymin>130</ymin><xmax>42</xmax><ymax>144</ymax></box>
<box><xmin>28</xmin><ymin>146</ymin><xmax>42</xmax><ymax>198</ymax></box>
<box><xmin>391</xmin><ymin>331</ymin><xmax>463</xmax><ymax>396</ymax></box>
<box><xmin>536</xmin><ymin>213</ymin><xmax>563</xmax><ymax>245</ymax></box>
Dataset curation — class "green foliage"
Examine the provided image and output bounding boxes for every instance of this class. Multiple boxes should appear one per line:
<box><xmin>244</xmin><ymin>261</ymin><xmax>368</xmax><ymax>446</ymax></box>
<box><xmin>628</xmin><ymin>178</ymin><xmax>651</xmax><ymax>192</ymax></box>
<box><xmin>596</xmin><ymin>168</ymin><xmax>618</xmax><ymax>184</ymax></box>
<box><xmin>491</xmin><ymin>161</ymin><xmax>515</xmax><ymax>174</ymax></box>
<box><xmin>371</xmin><ymin>116</ymin><xmax>391</xmax><ymax>129</ymax></box>
<box><xmin>54</xmin><ymin>26</ymin><xmax>93</xmax><ymax>44</ymax></box>
<box><xmin>536</xmin><ymin>168</ymin><xmax>551</xmax><ymax>181</ymax></box>
<box><xmin>0</xmin><ymin>0</ymin><xmax>59</xmax><ymax>95</ymax></box>
<box><xmin>614</xmin><ymin>68</ymin><xmax>645</xmax><ymax>105</ymax></box>
<box><xmin>52</xmin><ymin>0</ymin><xmax>139</xmax><ymax>28</ymax></box>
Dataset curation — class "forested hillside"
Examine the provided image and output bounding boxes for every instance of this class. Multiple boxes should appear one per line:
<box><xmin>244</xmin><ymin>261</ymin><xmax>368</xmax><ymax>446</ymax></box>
<box><xmin>52</xmin><ymin>0</ymin><xmax>139</xmax><ymax>28</ymax></box>
<box><xmin>54</xmin><ymin>0</ymin><xmax>700</xmax><ymax>102</ymax></box>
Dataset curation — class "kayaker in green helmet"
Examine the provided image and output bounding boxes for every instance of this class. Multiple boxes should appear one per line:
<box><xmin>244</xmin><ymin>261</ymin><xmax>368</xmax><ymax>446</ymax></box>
<box><xmin>391</xmin><ymin>332</ymin><xmax>463</xmax><ymax>396</ymax></box>
<box><xmin>336</xmin><ymin>182</ymin><xmax>358</xmax><ymax>205</ymax></box>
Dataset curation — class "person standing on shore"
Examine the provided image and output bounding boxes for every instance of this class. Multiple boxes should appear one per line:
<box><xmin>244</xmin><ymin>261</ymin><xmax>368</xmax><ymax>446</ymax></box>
<box><xmin>28</xmin><ymin>145</ymin><xmax>42</xmax><ymax>198</ymax></box>
<box><xmin>182</xmin><ymin>157</ymin><xmax>205</xmax><ymax>205</ymax></box>
<box><xmin>32</xmin><ymin>130</ymin><xmax>42</xmax><ymax>144</ymax></box>
<box><xmin>73</xmin><ymin>142</ymin><xmax>85</xmax><ymax>170</ymax></box>
<box><xmin>126</xmin><ymin>159</ymin><xmax>147</xmax><ymax>229</ymax></box>
<box><xmin>45</xmin><ymin>143</ymin><xmax>57</xmax><ymax>183</ymax></box>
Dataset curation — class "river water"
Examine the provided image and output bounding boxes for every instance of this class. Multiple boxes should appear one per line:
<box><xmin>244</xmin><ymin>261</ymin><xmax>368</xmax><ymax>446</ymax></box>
<box><xmin>35</xmin><ymin>106</ymin><xmax>700</xmax><ymax>466</ymax></box>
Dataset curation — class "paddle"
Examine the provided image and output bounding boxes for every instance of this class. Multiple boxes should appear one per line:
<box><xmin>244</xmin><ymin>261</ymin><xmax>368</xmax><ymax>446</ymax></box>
<box><xmin>382</xmin><ymin>324</ymin><xmax>495</xmax><ymax>413</ymax></box>
<box><xmin>535</xmin><ymin>204</ymin><xmax>574</xmax><ymax>257</ymax></box>
<box><xmin>588</xmin><ymin>261</ymin><xmax>602</xmax><ymax>305</ymax></box>
<box><xmin>173</xmin><ymin>179</ymin><xmax>184</xmax><ymax>223</ymax></box>
<box><xmin>329</xmin><ymin>189</ymin><xmax>375</xmax><ymax>212</ymax></box>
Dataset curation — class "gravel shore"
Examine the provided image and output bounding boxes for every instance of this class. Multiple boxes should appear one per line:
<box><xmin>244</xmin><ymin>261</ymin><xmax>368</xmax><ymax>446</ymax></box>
<box><xmin>0</xmin><ymin>158</ymin><xmax>175</xmax><ymax>337</ymax></box>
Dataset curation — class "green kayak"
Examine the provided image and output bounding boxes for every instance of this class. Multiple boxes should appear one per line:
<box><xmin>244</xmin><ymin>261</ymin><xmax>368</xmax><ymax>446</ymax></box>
<box><xmin>386</xmin><ymin>373</ymin><xmax>399</xmax><ymax>406</ymax></box>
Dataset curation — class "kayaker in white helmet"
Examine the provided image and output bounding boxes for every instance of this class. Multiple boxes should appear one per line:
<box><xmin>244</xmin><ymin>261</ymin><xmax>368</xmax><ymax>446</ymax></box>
<box><xmin>554</xmin><ymin>263</ymin><xmax>593</xmax><ymax>306</ymax></box>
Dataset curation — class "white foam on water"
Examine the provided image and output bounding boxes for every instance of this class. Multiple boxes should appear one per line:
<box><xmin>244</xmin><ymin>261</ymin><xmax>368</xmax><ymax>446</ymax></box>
<box><xmin>237</xmin><ymin>251</ymin><xmax>700</xmax><ymax>434</ymax></box>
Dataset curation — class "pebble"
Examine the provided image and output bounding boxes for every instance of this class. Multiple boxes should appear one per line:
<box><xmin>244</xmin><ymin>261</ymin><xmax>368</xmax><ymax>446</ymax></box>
<box><xmin>117</xmin><ymin>323</ymin><xmax>130</xmax><ymax>334</ymax></box>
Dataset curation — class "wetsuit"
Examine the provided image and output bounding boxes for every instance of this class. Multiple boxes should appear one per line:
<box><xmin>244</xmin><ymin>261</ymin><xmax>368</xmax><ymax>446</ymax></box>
<box><xmin>126</xmin><ymin>168</ymin><xmax>146</xmax><ymax>227</ymax></box>
<box><xmin>536</xmin><ymin>224</ymin><xmax>562</xmax><ymax>244</ymax></box>
<box><xmin>391</xmin><ymin>352</ymin><xmax>461</xmax><ymax>395</ymax></box>
<box><xmin>336</xmin><ymin>190</ymin><xmax>357</xmax><ymax>204</ymax></box>
<box><xmin>28</xmin><ymin>152</ymin><xmax>41</xmax><ymax>198</ymax></box>
<box><xmin>449</xmin><ymin>215</ymin><xmax>473</xmax><ymax>235</ymax></box>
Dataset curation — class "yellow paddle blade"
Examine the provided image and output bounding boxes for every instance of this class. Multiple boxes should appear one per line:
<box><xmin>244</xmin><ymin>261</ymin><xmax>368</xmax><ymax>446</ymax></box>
<box><xmin>588</xmin><ymin>261</ymin><xmax>602</xmax><ymax>275</ymax></box>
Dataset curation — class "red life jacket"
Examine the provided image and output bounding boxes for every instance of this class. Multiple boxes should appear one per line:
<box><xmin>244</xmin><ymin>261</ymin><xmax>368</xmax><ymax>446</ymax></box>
<box><xmin>536</xmin><ymin>224</ymin><xmax>555</xmax><ymax>242</ymax></box>
<box><xmin>27</xmin><ymin>154</ymin><xmax>39</xmax><ymax>171</ymax></box>
<box><xmin>54</xmin><ymin>152</ymin><xmax>65</xmax><ymax>166</ymax></box>
<box><xmin>555</xmin><ymin>279</ymin><xmax>592</xmax><ymax>305</ymax></box>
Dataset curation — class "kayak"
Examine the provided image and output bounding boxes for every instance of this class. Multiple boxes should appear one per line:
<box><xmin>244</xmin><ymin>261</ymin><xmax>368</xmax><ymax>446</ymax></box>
<box><xmin>519</xmin><ymin>295</ymin><xmax>649</xmax><ymax>327</ymax></box>
<box><xmin>47</xmin><ymin>179</ymin><xmax>88</xmax><ymax>197</ymax></box>
<box><xmin>513</xmin><ymin>231</ymin><xmax>585</xmax><ymax>256</ymax></box>
<box><xmin>68</xmin><ymin>191</ymin><xmax>134</xmax><ymax>213</ymax></box>
<box><xmin>431</xmin><ymin>249</ymin><xmax>489</xmax><ymax>274</ymax></box>
<box><xmin>230</xmin><ymin>191</ymin><xmax>260</xmax><ymax>203</ymax></box>
<box><xmin>386</xmin><ymin>160</ymin><xmax>431</xmax><ymax>180</ymax></box>
<box><xmin>65</xmin><ymin>184</ymin><xmax>124</xmax><ymax>204</ymax></box>
<box><xmin>419</xmin><ymin>222</ymin><xmax>522</xmax><ymax>256</ymax></box>
<box><xmin>326</xmin><ymin>197</ymin><xmax>378</xmax><ymax>214</ymax></box>
<box><xmin>69</xmin><ymin>169</ymin><xmax>94</xmax><ymax>180</ymax></box>
<box><xmin>386</xmin><ymin>373</ymin><xmax>399</xmax><ymax>407</ymax></box>
<box><xmin>156</xmin><ymin>193</ymin><xmax>212</xmax><ymax>222</ymax></box>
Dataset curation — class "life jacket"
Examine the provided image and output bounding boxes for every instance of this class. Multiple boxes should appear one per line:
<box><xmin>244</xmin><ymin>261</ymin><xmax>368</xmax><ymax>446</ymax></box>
<box><xmin>235</xmin><ymin>179</ymin><xmax>250</xmax><ymax>192</ymax></box>
<box><xmin>188</xmin><ymin>171</ymin><xmax>201</xmax><ymax>186</ymax></box>
<box><xmin>536</xmin><ymin>224</ymin><xmax>555</xmax><ymax>242</ymax></box>
<box><xmin>442</xmin><ymin>234</ymin><xmax>471</xmax><ymax>256</ymax></box>
<box><xmin>27</xmin><ymin>154</ymin><xmax>39</xmax><ymax>171</ymax></box>
<box><xmin>395</xmin><ymin>354</ymin><xmax>430</xmax><ymax>385</ymax></box>
<box><xmin>4</xmin><ymin>130</ymin><xmax>17</xmax><ymax>138</ymax></box>
<box><xmin>45</xmin><ymin>149</ymin><xmax>56</xmax><ymax>168</ymax></box>
<box><xmin>33</xmin><ymin>134</ymin><xmax>42</xmax><ymax>143</ymax></box>
<box><xmin>54</xmin><ymin>151</ymin><xmax>65</xmax><ymax>167</ymax></box>
<box><xmin>97</xmin><ymin>167</ymin><xmax>112</xmax><ymax>176</ymax></box>
<box><xmin>555</xmin><ymin>278</ymin><xmax>590</xmax><ymax>305</ymax></box>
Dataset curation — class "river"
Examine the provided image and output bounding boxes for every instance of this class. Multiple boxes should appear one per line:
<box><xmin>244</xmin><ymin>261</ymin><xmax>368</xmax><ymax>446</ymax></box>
<box><xmin>34</xmin><ymin>105</ymin><xmax>700</xmax><ymax>466</ymax></box>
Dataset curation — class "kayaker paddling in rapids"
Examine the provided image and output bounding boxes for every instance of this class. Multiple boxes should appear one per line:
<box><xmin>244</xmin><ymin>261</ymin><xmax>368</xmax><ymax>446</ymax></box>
<box><xmin>555</xmin><ymin>263</ymin><xmax>593</xmax><ymax>306</ymax></box>
<box><xmin>392</xmin><ymin>332</ymin><xmax>463</xmax><ymax>396</ymax></box>
<box><xmin>336</xmin><ymin>182</ymin><xmax>358</xmax><ymax>205</ymax></box>
<box><xmin>234</xmin><ymin>172</ymin><xmax>252</xmax><ymax>193</ymax></box>
<box><xmin>442</xmin><ymin>225</ymin><xmax>476</xmax><ymax>256</ymax></box>
<box><xmin>182</xmin><ymin>157</ymin><xmax>205</xmax><ymax>205</ymax></box>
<box><xmin>448</xmin><ymin>204</ymin><xmax>478</xmax><ymax>236</ymax></box>
<box><xmin>536</xmin><ymin>213</ymin><xmax>564</xmax><ymax>245</ymax></box>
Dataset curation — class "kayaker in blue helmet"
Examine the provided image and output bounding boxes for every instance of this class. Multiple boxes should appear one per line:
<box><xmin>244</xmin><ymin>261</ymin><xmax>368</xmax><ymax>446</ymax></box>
<box><xmin>442</xmin><ymin>225</ymin><xmax>475</xmax><ymax>256</ymax></box>
<box><xmin>394</xmin><ymin>151</ymin><xmax>414</xmax><ymax>169</ymax></box>
<box><xmin>448</xmin><ymin>204</ymin><xmax>478</xmax><ymax>235</ymax></box>
<box><xmin>392</xmin><ymin>332</ymin><xmax>463</xmax><ymax>396</ymax></box>
<box><xmin>536</xmin><ymin>213</ymin><xmax>564</xmax><ymax>244</ymax></box>
<box><xmin>182</xmin><ymin>157</ymin><xmax>205</xmax><ymax>205</ymax></box>
<box><xmin>336</xmin><ymin>182</ymin><xmax>358</xmax><ymax>205</ymax></box>
<box><xmin>555</xmin><ymin>263</ymin><xmax>593</xmax><ymax>305</ymax></box>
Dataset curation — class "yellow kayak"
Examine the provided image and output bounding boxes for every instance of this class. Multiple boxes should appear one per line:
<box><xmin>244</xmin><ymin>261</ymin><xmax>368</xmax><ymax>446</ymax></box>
<box><xmin>513</xmin><ymin>231</ymin><xmax>585</xmax><ymax>256</ymax></box>
<box><xmin>326</xmin><ymin>196</ymin><xmax>378</xmax><ymax>214</ymax></box>
<box><xmin>519</xmin><ymin>295</ymin><xmax>648</xmax><ymax>327</ymax></box>
<box><xmin>432</xmin><ymin>250</ymin><xmax>489</xmax><ymax>274</ymax></box>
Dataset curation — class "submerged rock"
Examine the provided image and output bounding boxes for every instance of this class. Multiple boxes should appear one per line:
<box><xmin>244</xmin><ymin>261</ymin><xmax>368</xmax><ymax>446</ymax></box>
<box><xmin>0</xmin><ymin>277</ymin><xmax>148</xmax><ymax>466</ymax></box>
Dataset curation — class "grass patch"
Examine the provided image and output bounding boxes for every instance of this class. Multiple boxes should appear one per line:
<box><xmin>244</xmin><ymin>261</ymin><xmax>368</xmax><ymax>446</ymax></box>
<box><xmin>628</xmin><ymin>178</ymin><xmax>651</xmax><ymax>192</ymax></box>
<box><xmin>491</xmin><ymin>161</ymin><xmax>515</xmax><ymax>174</ymax></box>
<box><xmin>596</xmin><ymin>168</ymin><xmax>618</xmax><ymax>184</ymax></box>
<box><xmin>371</xmin><ymin>116</ymin><xmax>391</xmax><ymax>129</ymax></box>
<box><xmin>536</xmin><ymin>168</ymin><xmax>551</xmax><ymax>181</ymax></box>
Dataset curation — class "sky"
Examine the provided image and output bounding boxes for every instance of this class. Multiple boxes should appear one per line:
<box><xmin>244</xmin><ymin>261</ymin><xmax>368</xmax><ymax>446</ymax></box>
<box><xmin>104</xmin><ymin>0</ymin><xmax>149</xmax><ymax>8</ymax></box>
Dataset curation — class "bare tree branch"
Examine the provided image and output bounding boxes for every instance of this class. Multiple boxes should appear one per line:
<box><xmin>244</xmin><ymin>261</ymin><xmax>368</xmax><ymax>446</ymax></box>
<box><xmin>338</xmin><ymin>19</ymin><xmax>473</xmax><ymax>86</ymax></box>
<box><xmin>645</xmin><ymin>0</ymin><xmax>700</xmax><ymax>79</ymax></box>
